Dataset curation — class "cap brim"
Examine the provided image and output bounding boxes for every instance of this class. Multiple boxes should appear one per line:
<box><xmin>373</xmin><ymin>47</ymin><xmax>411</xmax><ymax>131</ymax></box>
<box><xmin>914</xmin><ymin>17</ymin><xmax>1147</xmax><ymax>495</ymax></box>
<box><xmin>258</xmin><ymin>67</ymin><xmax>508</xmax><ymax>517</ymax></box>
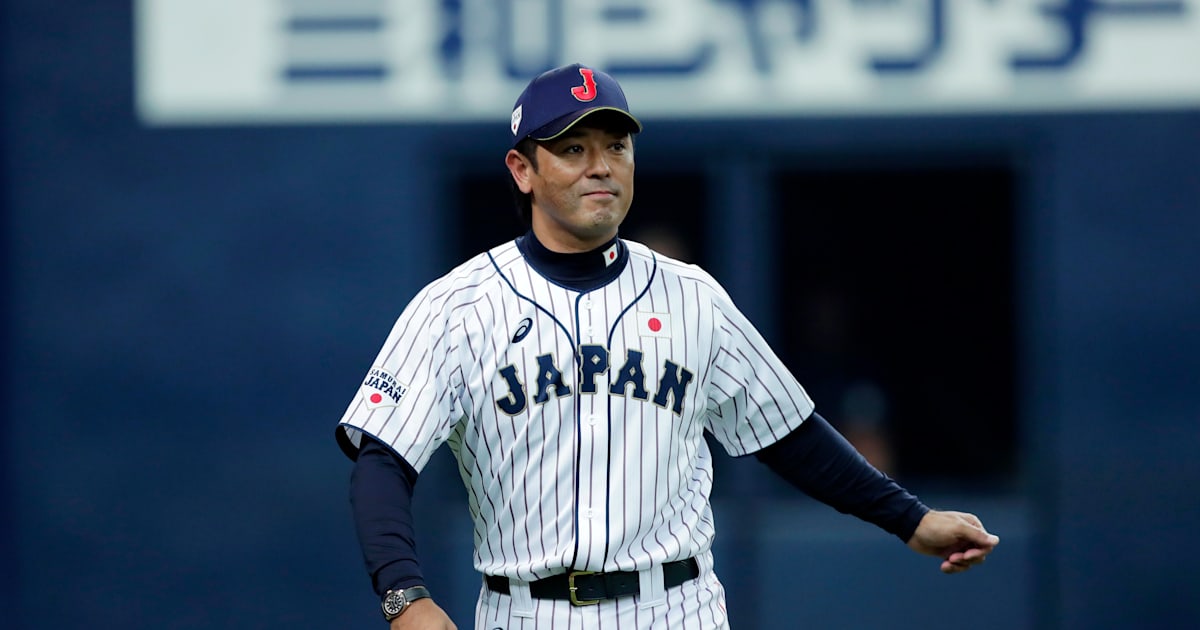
<box><xmin>530</xmin><ymin>107</ymin><xmax>643</xmax><ymax>142</ymax></box>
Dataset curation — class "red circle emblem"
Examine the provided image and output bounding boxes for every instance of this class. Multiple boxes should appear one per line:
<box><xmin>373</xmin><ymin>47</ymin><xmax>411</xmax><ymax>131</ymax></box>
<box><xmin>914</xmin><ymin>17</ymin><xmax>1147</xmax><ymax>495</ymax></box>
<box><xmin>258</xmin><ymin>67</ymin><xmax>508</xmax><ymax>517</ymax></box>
<box><xmin>648</xmin><ymin>317</ymin><xmax>662</xmax><ymax>332</ymax></box>
<box><xmin>370</xmin><ymin>393</ymin><xmax>383</xmax><ymax>404</ymax></box>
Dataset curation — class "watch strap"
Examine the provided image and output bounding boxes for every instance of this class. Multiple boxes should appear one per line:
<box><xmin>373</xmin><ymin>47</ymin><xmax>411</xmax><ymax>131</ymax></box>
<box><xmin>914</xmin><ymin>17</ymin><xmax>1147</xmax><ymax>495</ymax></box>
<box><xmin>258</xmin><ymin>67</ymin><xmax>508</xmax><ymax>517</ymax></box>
<box><xmin>381</xmin><ymin>585</ymin><xmax>431</xmax><ymax>621</ymax></box>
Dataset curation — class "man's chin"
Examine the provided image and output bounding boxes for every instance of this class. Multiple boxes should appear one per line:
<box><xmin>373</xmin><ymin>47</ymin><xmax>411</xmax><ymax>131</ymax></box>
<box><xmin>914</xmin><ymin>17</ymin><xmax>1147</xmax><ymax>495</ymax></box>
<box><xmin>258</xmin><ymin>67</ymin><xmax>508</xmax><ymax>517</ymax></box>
<box><xmin>584</xmin><ymin>204</ymin><xmax>628</xmax><ymax>226</ymax></box>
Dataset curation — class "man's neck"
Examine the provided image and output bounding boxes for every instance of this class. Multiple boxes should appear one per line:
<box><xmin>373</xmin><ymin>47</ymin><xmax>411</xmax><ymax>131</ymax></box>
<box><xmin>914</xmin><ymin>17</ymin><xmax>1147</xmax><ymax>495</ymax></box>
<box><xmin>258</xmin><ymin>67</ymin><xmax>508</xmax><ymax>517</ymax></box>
<box><xmin>528</xmin><ymin>222</ymin><xmax>619</xmax><ymax>254</ymax></box>
<box><xmin>516</xmin><ymin>230</ymin><xmax>628</xmax><ymax>292</ymax></box>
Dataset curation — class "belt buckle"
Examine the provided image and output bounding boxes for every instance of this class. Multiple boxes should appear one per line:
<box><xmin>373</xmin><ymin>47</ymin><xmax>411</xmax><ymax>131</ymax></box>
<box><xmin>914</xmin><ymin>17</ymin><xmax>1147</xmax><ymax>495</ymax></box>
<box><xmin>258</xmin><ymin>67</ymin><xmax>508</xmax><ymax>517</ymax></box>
<box><xmin>567</xmin><ymin>570</ymin><xmax>601</xmax><ymax>606</ymax></box>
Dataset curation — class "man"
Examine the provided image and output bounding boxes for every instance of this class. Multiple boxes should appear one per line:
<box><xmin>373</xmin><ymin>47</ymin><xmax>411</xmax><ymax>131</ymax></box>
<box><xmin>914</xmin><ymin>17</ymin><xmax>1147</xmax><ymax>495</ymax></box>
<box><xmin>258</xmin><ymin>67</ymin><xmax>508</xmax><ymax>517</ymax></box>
<box><xmin>336</xmin><ymin>63</ymin><xmax>999</xmax><ymax>629</ymax></box>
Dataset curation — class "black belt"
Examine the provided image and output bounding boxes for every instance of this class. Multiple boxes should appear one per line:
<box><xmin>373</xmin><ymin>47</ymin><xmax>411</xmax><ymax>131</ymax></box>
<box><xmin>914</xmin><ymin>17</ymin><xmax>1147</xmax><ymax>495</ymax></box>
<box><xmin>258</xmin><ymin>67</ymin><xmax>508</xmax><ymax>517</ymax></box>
<box><xmin>485</xmin><ymin>558</ymin><xmax>700</xmax><ymax>606</ymax></box>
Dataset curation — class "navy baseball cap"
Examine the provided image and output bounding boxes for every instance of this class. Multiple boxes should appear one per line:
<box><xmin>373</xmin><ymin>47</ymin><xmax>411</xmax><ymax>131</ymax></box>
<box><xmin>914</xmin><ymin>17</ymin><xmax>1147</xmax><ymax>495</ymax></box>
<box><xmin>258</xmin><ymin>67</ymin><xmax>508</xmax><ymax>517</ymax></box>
<box><xmin>510</xmin><ymin>63</ymin><xmax>642</xmax><ymax>148</ymax></box>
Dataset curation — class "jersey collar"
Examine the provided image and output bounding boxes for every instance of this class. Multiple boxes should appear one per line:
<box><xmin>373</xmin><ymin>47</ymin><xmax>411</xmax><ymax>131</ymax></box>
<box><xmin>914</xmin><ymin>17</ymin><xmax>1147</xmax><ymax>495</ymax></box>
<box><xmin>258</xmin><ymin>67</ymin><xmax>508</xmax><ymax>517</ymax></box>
<box><xmin>516</xmin><ymin>230</ymin><xmax>629</xmax><ymax>292</ymax></box>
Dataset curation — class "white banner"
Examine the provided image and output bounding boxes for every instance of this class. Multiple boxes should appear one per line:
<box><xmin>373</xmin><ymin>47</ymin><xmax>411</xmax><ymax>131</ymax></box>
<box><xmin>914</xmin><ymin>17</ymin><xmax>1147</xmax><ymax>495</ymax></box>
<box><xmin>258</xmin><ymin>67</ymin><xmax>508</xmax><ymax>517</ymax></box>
<box><xmin>135</xmin><ymin>0</ymin><xmax>1200</xmax><ymax>124</ymax></box>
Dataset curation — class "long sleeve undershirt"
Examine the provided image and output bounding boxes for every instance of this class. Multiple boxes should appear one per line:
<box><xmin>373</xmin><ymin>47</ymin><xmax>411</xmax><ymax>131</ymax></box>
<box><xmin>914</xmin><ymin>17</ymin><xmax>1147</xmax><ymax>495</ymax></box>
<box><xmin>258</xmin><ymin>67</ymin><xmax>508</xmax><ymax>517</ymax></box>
<box><xmin>753</xmin><ymin>412</ymin><xmax>929</xmax><ymax>541</ymax></box>
<box><xmin>349</xmin><ymin>437</ymin><xmax>424</xmax><ymax>596</ymax></box>
<box><xmin>350</xmin><ymin>412</ymin><xmax>928</xmax><ymax>594</ymax></box>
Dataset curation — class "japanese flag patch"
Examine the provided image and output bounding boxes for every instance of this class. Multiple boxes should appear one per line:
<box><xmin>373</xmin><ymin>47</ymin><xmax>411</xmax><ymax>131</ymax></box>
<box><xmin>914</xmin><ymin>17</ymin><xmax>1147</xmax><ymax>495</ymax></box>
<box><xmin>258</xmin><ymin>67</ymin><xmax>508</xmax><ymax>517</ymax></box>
<box><xmin>602</xmin><ymin>242</ymin><xmax>619</xmax><ymax>266</ymax></box>
<box><xmin>360</xmin><ymin>367</ymin><xmax>409</xmax><ymax>409</ymax></box>
<box><xmin>511</xmin><ymin>105</ymin><xmax>523</xmax><ymax>135</ymax></box>
<box><xmin>636</xmin><ymin>312</ymin><xmax>672</xmax><ymax>338</ymax></box>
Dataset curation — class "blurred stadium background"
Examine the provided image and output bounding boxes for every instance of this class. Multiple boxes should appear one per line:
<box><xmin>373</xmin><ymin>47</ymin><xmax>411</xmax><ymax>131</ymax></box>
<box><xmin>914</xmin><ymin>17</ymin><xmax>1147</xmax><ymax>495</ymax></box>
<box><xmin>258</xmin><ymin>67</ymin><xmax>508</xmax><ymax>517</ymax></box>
<box><xmin>3</xmin><ymin>1</ymin><xmax>1198</xmax><ymax>628</ymax></box>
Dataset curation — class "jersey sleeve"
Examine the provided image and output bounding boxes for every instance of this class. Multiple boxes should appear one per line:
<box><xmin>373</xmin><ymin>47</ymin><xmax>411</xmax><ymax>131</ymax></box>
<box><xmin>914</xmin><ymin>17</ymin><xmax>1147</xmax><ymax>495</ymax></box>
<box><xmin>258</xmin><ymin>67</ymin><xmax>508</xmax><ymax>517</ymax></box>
<box><xmin>702</xmin><ymin>288</ymin><xmax>815</xmax><ymax>457</ymax></box>
<box><xmin>335</xmin><ymin>280</ymin><xmax>466</xmax><ymax>473</ymax></box>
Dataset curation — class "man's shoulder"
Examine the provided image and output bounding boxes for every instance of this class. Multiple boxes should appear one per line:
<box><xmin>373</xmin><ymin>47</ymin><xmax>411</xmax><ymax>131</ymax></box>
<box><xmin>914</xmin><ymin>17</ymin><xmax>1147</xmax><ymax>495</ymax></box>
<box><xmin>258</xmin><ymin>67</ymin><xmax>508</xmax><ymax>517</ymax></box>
<box><xmin>623</xmin><ymin>239</ymin><xmax>740</xmax><ymax>308</ymax></box>
<box><xmin>414</xmin><ymin>240</ymin><xmax>520</xmax><ymax>304</ymax></box>
<box><xmin>624</xmin><ymin>240</ymin><xmax>719</xmax><ymax>284</ymax></box>
<box><xmin>437</xmin><ymin>240</ymin><xmax>519</xmax><ymax>282</ymax></box>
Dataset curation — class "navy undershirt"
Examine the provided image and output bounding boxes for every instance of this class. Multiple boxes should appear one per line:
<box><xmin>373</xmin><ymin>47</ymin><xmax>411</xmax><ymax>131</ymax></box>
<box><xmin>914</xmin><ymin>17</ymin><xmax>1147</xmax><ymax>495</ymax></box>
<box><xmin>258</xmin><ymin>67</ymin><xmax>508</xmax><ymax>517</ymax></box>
<box><xmin>348</xmin><ymin>231</ymin><xmax>929</xmax><ymax>595</ymax></box>
<box><xmin>351</xmin><ymin>437</ymin><xmax>423</xmax><ymax>595</ymax></box>
<box><xmin>515</xmin><ymin>230</ymin><xmax>629</xmax><ymax>290</ymax></box>
<box><xmin>753</xmin><ymin>413</ymin><xmax>929</xmax><ymax>540</ymax></box>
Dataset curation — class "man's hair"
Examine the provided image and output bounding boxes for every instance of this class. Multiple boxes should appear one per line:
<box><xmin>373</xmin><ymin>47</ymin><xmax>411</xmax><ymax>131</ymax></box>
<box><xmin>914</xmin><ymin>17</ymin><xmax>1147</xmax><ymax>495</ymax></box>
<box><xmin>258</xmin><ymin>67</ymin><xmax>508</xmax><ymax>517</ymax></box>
<box><xmin>510</xmin><ymin>137</ymin><xmax>539</xmax><ymax>227</ymax></box>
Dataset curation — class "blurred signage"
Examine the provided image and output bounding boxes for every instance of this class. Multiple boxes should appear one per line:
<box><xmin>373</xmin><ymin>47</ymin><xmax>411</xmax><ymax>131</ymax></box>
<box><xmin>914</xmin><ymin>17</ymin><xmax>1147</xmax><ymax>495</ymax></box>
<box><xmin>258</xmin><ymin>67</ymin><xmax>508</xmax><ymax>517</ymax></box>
<box><xmin>136</xmin><ymin>0</ymin><xmax>1200</xmax><ymax>124</ymax></box>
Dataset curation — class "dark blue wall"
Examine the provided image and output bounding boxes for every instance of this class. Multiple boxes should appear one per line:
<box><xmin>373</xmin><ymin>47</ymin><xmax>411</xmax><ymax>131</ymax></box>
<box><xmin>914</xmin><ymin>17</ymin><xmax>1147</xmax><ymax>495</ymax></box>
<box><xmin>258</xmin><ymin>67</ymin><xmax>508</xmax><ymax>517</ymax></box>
<box><xmin>1045</xmin><ymin>116</ymin><xmax>1200</xmax><ymax>628</ymax></box>
<box><xmin>5</xmin><ymin>2</ymin><xmax>1198</xmax><ymax>629</ymax></box>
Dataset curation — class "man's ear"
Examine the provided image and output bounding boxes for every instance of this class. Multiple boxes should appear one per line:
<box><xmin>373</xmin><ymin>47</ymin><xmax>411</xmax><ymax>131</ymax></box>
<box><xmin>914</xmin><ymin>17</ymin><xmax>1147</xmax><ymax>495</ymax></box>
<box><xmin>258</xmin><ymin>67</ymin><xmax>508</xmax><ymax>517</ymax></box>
<box><xmin>505</xmin><ymin>149</ymin><xmax>535</xmax><ymax>194</ymax></box>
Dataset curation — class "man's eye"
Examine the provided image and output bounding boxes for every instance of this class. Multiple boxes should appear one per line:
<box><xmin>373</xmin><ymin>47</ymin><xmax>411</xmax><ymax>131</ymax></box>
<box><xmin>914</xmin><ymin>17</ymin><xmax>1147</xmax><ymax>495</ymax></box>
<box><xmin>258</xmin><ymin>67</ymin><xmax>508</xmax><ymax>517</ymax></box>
<box><xmin>611</xmin><ymin>141</ymin><xmax>627</xmax><ymax>151</ymax></box>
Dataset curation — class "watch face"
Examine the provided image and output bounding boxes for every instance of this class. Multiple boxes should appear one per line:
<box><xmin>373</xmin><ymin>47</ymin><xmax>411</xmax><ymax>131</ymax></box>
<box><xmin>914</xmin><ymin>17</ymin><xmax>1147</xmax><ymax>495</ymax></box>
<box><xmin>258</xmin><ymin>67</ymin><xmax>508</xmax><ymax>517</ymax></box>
<box><xmin>382</xmin><ymin>590</ymin><xmax>406</xmax><ymax>617</ymax></box>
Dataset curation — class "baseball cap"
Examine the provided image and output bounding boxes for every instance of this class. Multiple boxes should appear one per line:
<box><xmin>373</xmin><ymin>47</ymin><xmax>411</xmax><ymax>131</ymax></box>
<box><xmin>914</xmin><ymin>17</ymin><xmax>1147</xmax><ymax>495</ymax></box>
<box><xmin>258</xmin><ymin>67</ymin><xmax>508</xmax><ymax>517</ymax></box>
<box><xmin>510</xmin><ymin>63</ymin><xmax>642</xmax><ymax>148</ymax></box>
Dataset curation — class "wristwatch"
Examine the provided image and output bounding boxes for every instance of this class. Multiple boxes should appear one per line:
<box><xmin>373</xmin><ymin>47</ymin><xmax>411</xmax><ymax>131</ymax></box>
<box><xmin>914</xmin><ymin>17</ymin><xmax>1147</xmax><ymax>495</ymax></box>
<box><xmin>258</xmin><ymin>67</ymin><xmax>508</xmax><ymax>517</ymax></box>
<box><xmin>381</xmin><ymin>585</ymin><xmax>431</xmax><ymax>621</ymax></box>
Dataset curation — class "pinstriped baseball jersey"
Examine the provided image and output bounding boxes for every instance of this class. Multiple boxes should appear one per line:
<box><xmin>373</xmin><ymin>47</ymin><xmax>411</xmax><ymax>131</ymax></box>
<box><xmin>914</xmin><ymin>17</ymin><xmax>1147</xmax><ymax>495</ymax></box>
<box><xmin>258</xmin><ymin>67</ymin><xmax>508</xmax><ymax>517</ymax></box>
<box><xmin>337</xmin><ymin>237</ymin><xmax>815</xmax><ymax>583</ymax></box>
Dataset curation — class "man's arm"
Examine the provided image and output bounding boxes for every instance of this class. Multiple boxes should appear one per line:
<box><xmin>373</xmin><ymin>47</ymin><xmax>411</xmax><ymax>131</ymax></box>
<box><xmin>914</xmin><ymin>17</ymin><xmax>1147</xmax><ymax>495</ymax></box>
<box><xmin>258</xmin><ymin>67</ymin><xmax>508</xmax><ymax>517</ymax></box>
<box><xmin>754</xmin><ymin>413</ymin><xmax>997</xmax><ymax>572</ymax></box>
<box><xmin>351</xmin><ymin>437</ymin><xmax>456</xmax><ymax>628</ymax></box>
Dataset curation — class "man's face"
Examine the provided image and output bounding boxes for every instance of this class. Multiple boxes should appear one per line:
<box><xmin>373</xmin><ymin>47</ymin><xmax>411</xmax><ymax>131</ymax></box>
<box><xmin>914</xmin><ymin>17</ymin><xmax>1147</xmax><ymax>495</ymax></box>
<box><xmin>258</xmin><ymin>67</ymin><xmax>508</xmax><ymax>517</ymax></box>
<box><xmin>507</xmin><ymin>121</ymin><xmax>635</xmax><ymax>252</ymax></box>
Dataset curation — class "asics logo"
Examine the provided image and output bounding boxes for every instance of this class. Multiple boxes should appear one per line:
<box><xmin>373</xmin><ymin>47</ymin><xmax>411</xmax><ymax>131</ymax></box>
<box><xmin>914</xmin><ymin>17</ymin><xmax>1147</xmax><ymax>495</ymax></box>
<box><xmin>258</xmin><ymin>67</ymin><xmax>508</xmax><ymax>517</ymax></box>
<box><xmin>511</xmin><ymin>317</ymin><xmax>533</xmax><ymax>343</ymax></box>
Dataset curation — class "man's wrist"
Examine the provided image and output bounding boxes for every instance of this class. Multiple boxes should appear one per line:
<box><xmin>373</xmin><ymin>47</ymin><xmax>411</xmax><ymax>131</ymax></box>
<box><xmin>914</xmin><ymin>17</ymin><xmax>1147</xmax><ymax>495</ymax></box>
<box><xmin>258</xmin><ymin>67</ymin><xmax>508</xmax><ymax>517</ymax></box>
<box><xmin>381</xmin><ymin>585</ymin><xmax>431</xmax><ymax>621</ymax></box>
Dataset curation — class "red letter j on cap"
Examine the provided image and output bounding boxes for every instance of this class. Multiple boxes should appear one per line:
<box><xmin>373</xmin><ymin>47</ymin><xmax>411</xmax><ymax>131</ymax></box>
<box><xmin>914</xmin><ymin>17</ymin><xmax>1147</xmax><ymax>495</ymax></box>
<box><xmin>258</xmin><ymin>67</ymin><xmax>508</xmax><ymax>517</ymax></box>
<box><xmin>571</xmin><ymin>68</ymin><xmax>597</xmax><ymax>102</ymax></box>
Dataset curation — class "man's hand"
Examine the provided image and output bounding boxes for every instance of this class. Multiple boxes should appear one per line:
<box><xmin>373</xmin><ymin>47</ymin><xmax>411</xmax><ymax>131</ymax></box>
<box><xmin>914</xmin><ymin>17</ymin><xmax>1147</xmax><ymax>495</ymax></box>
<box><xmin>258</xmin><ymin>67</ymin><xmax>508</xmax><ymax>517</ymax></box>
<box><xmin>390</xmin><ymin>598</ymin><xmax>456</xmax><ymax>630</ymax></box>
<box><xmin>907</xmin><ymin>509</ymin><xmax>1000</xmax><ymax>574</ymax></box>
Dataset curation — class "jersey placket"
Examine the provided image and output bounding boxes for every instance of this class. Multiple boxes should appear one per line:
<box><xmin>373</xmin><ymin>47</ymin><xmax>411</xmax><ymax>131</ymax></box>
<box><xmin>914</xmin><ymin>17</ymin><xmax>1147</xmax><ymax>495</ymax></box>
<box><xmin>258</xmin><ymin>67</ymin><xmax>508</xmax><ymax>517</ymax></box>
<box><xmin>573</xmin><ymin>292</ymin><xmax>610</xmax><ymax>571</ymax></box>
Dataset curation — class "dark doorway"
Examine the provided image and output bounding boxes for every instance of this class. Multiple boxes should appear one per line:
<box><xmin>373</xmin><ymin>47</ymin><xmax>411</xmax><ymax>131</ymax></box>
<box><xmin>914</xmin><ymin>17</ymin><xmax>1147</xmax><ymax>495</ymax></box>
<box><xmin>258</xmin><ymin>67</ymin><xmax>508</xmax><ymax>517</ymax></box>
<box><xmin>771</xmin><ymin>165</ymin><xmax>1017</xmax><ymax>485</ymax></box>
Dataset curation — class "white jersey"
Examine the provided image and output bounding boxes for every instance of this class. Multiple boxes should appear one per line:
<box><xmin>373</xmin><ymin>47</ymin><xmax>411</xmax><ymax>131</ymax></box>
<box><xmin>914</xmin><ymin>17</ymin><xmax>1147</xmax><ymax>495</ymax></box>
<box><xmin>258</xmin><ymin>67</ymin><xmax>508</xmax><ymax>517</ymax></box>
<box><xmin>337</xmin><ymin>238</ymin><xmax>814</xmax><ymax>585</ymax></box>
